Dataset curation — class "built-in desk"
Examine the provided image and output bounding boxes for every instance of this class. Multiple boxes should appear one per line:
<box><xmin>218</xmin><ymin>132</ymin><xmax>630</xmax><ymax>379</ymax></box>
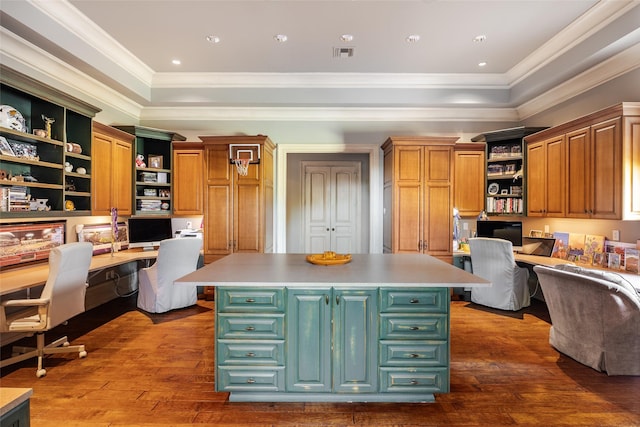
<box><xmin>0</xmin><ymin>387</ymin><xmax>32</xmax><ymax>426</ymax></box>
<box><xmin>0</xmin><ymin>249</ymin><xmax>158</xmax><ymax>296</ymax></box>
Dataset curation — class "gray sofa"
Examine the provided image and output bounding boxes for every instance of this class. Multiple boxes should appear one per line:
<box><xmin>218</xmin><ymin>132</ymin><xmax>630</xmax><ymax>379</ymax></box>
<box><xmin>534</xmin><ymin>264</ymin><xmax>640</xmax><ymax>376</ymax></box>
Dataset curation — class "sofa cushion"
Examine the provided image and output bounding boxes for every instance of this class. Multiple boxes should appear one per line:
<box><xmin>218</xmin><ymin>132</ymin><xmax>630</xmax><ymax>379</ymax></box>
<box><xmin>554</xmin><ymin>263</ymin><xmax>640</xmax><ymax>298</ymax></box>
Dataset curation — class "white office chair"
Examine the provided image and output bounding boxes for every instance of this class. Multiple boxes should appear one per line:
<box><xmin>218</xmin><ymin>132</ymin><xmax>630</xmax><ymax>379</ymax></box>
<box><xmin>0</xmin><ymin>242</ymin><xmax>93</xmax><ymax>377</ymax></box>
<box><xmin>136</xmin><ymin>238</ymin><xmax>201</xmax><ymax>313</ymax></box>
<box><xmin>469</xmin><ymin>237</ymin><xmax>531</xmax><ymax>311</ymax></box>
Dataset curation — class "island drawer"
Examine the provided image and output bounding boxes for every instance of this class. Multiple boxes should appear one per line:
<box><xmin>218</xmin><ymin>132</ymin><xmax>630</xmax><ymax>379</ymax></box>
<box><xmin>217</xmin><ymin>288</ymin><xmax>285</xmax><ymax>312</ymax></box>
<box><xmin>380</xmin><ymin>289</ymin><xmax>448</xmax><ymax>313</ymax></box>
<box><xmin>217</xmin><ymin>313</ymin><xmax>285</xmax><ymax>339</ymax></box>
<box><xmin>217</xmin><ymin>366</ymin><xmax>285</xmax><ymax>392</ymax></box>
<box><xmin>379</xmin><ymin>367</ymin><xmax>449</xmax><ymax>393</ymax></box>
<box><xmin>379</xmin><ymin>314</ymin><xmax>448</xmax><ymax>340</ymax></box>
<box><xmin>217</xmin><ymin>340</ymin><xmax>285</xmax><ymax>365</ymax></box>
<box><xmin>379</xmin><ymin>340</ymin><xmax>448</xmax><ymax>366</ymax></box>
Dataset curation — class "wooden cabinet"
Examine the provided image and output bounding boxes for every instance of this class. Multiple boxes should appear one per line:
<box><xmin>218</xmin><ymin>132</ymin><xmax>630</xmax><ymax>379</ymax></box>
<box><xmin>92</xmin><ymin>122</ymin><xmax>133</xmax><ymax>216</ymax></box>
<box><xmin>382</xmin><ymin>136</ymin><xmax>458</xmax><ymax>263</ymax></box>
<box><xmin>115</xmin><ymin>126</ymin><xmax>185</xmax><ymax>216</ymax></box>
<box><xmin>525</xmin><ymin>102</ymin><xmax>639</xmax><ymax>220</ymax></box>
<box><xmin>472</xmin><ymin>127</ymin><xmax>546</xmax><ymax>216</ymax></box>
<box><xmin>453</xmin><ymin>143</ymin><xmax>485</xmax><ymax>217</ymax></box>
<box><xmin>526</xmin><ymin>135</ymin><xmax>565</xmax><ymax>217</ymax></box>
<box><xmin>201</xmin><ymin>135</ymin><xmax>275</xmax><ymax>264</ymax></box>
<box><xmin>0</xmin><ymin>65</ymin><xmax>99</xmax><ymax>216</ymax></box>
<box><xmin>172</xmin><ymin>142</ymin><xmax>204</xmax><ymax>215</ymax></box>
<box><xmin>287</xmin><ymin>288</ymin><xmax>378</xmax><ymax>393</ymax></box>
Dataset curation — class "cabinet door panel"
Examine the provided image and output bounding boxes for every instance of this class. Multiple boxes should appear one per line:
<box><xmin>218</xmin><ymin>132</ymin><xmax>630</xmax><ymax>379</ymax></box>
<box><xmin>286</xmin><ymin>289</ymin><xmax>332</xmax><ymax>392</ymax></box>
<box><xmin>91</xmin><ymin>132</ymin><xmax>113</xmax><ymax>214</ymax></box>
<box><xmin>527</xmin><ymin>141</ymin><xmax>545</xmax><ymax>216</ymax></box>
<box><xmin>423</xmin><ymin>184</ymin><xmax>451</xmax><ymax>255</ymax></box>
<box><xmin>173</xmin><ymin>149</ymin><xmax>203</xmax><ymax>215</ymax></box>
<box><xmin>425</xmin><ymin>148</ymin><xmax>451</xmax><ymax>182</ymax></box>
<box><xmin>333</xmin><ymin>290</ymin><xmax>378</xmax><ymax>393</ymax></box>
<box><xmin>235</xmin><ymin>182</ymin><xmax>261</xmax><ymax>252</ymax></box>
<box><xmin>206</xmin><ymin>185</ymin><xmax>232</xmax><ymax>254</ymax></box>
<box><xmin>395</xmin><ymin>147</ymin><xmax>422</xmax><ymax>182</ymax></box>
<box><xmin>395</xmin><ymin>184</ymin><xmax>421</xmax><ymax>253</ymax></box>
<box><xmin>454</xmin><ymin>150</ymin><xmax>485</xmax><ymax>217</ymax></box>
<box><xmin>544</xmin><ymin>136</ymin><xmax>565</xmax><ymax>217</ymax></box>
<box><xmin>566</xmin><ymin>128</ymin><xmax>590</xmax><ymax>217</ymax></box>
<box><xmin>591</xmin><ymin>118</ymin><xmax>621</xmax><ymax>218</ymax></box>
<box><xmin>113</xmin><ymin>139</ymin><xmax>132</xmax><ymax>215</ymax></box>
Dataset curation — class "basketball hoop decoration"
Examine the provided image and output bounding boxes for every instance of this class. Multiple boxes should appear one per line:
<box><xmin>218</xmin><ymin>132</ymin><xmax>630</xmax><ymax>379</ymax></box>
<box><xmin>230</xmin><ymin>144</ymin><xmax>260</xmax><ymax>176</ymax></box>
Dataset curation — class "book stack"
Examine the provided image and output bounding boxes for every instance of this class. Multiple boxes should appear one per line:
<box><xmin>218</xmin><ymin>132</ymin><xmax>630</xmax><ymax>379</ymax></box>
<box><xmin>2</xmin><ymin>186</ymin><xmax>30</xmax><ymax>211</ymax></box>
<box><xmin>137</xmin><ymin>199</ymin><xmax>162</xmax><ymax>211</ymax></box>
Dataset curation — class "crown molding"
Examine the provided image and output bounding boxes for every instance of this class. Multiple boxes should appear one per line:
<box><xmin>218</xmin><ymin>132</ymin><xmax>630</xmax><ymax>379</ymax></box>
<box><xmin>517</xmin><ymin>41</ymin><xmax>640</xmax><ymax>119</ymax></box>
<box><xmin>140</xmin><ymin>106</ymin><xmax>520</xmax><ymax>123</ymax></box>
<box><xmin>0</xmin><ymin>27</ymin><xmax>143</xmax><ymax>121</ymax></box>
<box><xmin>29</xmin><ymin>0</ymin><xmax>154</xmax><ymax>85</ymax></box>
<box><xmin>506</xmin><ymin>0</ymin><xmax>638</xmax><ymax>86</ymax></box>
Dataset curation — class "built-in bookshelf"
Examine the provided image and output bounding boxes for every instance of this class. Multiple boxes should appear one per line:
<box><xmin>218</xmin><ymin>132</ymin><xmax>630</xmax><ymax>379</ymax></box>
<box><xmin>0</xmin><ymin>65</ymin><xmax>100</xmax><ymax>217</ymax></box>
<box><xmin>472</xmin><ymin>127</ymin><xmax>546</xmax><ymax>216</ymax></box>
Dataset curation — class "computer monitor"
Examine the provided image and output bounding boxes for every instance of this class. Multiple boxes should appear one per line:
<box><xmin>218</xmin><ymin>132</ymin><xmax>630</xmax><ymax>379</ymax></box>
<box><xmin>128</xmin><ymin>217</ymin><xmax>173</xmax><ymax>251</ymax></box>
<box><xmin>476</xmin><ymin>220</ymin><xmax>523</xmax><ymax>251</ymax></box>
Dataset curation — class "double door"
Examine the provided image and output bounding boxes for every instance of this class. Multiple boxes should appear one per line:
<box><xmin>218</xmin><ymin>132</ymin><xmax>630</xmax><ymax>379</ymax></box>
<box><xmin>286</xmin><ymin>288</ymin><xmax>377</xmax><ymax>393</ymax></box>
<box><xmin>303</xmin><ymin>162</ymin><xmax>361</xmax><ymax>254</ymax></box>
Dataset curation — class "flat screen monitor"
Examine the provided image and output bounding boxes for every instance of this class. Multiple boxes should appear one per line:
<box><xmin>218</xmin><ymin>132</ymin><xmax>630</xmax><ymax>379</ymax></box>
<box><xmin>128</xmin><ymin>217</ymin><xmax>173</xmax><ymax>250</ymax></box>
<box><xmin>476</xmin><ymin>220</ymin><xmax>523</xmax><ymax>250</ymax></box>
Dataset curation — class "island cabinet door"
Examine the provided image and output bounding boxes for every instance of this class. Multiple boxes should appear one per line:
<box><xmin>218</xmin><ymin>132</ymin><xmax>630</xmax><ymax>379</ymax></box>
<box><xmin>332</xmin><ymin>289</ymin><xmax>378</xmax><ymax>393</ymax></box>
<box><xmin>286</xmin><ymin>289</ymin><xmax>332</xmax><ymax>392</ymax></box>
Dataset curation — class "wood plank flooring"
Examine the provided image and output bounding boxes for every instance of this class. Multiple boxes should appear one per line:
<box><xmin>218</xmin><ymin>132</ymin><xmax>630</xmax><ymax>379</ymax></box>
<box><xmin>1</xmin><ymin>295</ymin><xmax>638</xmax><ymax>426</ymax></box>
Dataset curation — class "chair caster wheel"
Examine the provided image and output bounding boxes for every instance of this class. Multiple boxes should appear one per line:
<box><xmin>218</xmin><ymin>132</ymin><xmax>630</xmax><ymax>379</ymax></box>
<box><xmin>62</xmin><ymin>341</ymin><xmax>70</xmax><ymax>347</ymax></box>
<box><xmin>79</xmin><ymin>351</ymin><xmax>87</xmax><ymax>358</ymax></box>
<box><xmin>36</xmin><ymin>369</ymin><xmax>46</xmax><ymax>378</ymax></box>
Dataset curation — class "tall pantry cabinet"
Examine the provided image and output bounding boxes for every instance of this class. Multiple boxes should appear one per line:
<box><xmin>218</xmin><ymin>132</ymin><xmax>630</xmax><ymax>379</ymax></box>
<box><xmin>382</xmin><ymin>136</ymin><xmax>458</xmax><ymax>263</ymax></box>
<box><xmin>200</xmin><ymin>135</ymin><xmax>275</xmax><ymax>264</ymax></box>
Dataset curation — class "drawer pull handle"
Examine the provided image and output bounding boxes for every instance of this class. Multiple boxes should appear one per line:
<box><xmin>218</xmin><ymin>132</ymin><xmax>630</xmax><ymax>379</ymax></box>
<box><xmin>409</xmin><ymin>326</ymin><xmax>420</xmax><ymax>331</ymax></box>
<box><xmin>245</xmin><ymin>298</ymin><xmax>256</xmax><ymax>303</ymax></box>
<box><xmin>246</xmin><ymin>352</ymin><xmax>256</xmax><ymax>357</ymax></box>
<box><xmin>247</xmin><ymin>378</ymin><xmax>256</xmax><ymax>384</ymax></box>
<box><xmin>410</xmin><ymin>379</ymin><xmax>419</xmax><ymax>385</ymax></box>
<box><xmin>410</xmin><ymin>298</ymin><xmax>420</xmax><ymax>304</ymax></box>
<box><xmin>245</xmin><ymin>326</ymin><xmax>255</xmax><ymax>331</ymax></box>
<box><xmin>409</xmin><ymin>353</ymin><xmax>420</xmax><ymax>358</ymax></box>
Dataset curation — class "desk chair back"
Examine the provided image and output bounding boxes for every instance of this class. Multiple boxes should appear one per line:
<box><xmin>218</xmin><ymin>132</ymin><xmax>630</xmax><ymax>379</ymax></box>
<box><xmin>42</xmin><ymin>242</ymin><xmax>93</xmax><ymax>328</ymax></box>
<box><xmin>137</xmin><ymin>238</ymin><xmax>201</xmax><ymax>313</ymax></box>
<box><xmin>469</xmin><ymin>237</ymin><xmax>530</xmax><ymax>311</ymax></box>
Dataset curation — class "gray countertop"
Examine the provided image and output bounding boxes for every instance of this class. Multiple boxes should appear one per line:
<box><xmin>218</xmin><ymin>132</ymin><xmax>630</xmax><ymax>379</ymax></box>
<box><xmin>175</xmin><ymin>253</ymin><xmax>490</xmax><ymax>288</ymax></box>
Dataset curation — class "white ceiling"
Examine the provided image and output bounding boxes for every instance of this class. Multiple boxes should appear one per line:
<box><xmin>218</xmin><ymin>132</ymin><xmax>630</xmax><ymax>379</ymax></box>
<box><xmin>1</xmin><ymin>0</ymin><xmax>639</xmax><ymax>143</ymax></box>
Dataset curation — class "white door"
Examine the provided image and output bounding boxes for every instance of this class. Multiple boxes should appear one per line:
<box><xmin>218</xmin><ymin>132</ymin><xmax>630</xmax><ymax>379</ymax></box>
<box><xmin>303</xmin><ymin>162</ymin><xmax>361</xmax><ymax>253</ymax></box>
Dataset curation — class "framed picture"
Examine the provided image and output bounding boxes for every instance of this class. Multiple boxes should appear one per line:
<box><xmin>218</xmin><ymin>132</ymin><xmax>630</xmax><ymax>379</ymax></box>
<box><xmin>148</xmin><ymin>155</ymin><xmax>163</xmax><ymax>169</ymax></box>
<box><xmin>608</xmin><ymin>253</ymin><xmax>621</xmax><ymax>270</ymax></box>
<box><xmin>592</xmin><ymin>252</ymin><xmax>605</xmax><ymax>266</ymax></box>
<box><xmin>0</xmin><ymin>136</ymin><xmax>15</xmax><ymax>156</ymax></box>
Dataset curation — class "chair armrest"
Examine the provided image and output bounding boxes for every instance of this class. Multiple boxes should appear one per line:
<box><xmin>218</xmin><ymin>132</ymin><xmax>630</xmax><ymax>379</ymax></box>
<box><xmin>1</xmin><ymin>298</ymin><xmax>50</xmax><ymax>307</ymax></box>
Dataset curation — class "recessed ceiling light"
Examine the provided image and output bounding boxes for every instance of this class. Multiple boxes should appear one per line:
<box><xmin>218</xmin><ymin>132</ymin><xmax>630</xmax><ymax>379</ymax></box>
<box><xmin>274</xmin><ymin>34</ymin><xmax>288</xmax><ymax>43</ymax></box>
<box><xmin>473</xmin><ymin>35</ymin><xmax>487</xmax><ymax>42</ymax></box>
<box><xmin>206</xmin><ymin>35</ymin><xmax>221</xmax><ymax>44</ymax></box>
<box><xmin>406</xmin><ymin>34</ymin><xmax>420</xmax><ymax>43</ymax></box>
<box><xmin>172</xmin><ymin>59</ymin><xmax>181</xmax><ymax>65</ymax></box>
<box><xmin>478</xmin><ymin>61</ymin><xmax>487</xmax><ymax>67</ymax></box>
<box><xmin>340</xmin><ymin>34</ymin><xmax>354</xmax><ymax>42</ymax></box>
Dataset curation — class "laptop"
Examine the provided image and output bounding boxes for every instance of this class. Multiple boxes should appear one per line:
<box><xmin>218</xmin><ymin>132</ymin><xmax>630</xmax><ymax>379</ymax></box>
<box><xmin>519</xmin><ymin>237</ymin><xmax>556</xmax><ymax>257</ymax></box>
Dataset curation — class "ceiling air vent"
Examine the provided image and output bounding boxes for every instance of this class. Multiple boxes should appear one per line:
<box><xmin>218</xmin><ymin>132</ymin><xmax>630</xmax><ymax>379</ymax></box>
<box><xmin>333</xmin><ymin>47</ymin><xmax>354</xmax><ymax>58</ymax></box>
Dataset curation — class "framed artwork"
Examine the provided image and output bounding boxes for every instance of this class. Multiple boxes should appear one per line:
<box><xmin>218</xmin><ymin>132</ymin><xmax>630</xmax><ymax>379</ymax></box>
<box><xmin>608</xmin><ymin>253</ymin><xmax>621</xmax><ymax>270</ymax></box>
<box><xmin>148</xmin><ymin>155</ymin><xmax>163</xmax><ymax>169</ymax></box>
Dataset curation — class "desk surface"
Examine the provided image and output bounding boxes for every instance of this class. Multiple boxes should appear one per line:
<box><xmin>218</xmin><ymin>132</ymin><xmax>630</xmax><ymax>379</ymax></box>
<box><xmin>176</xmin><ymin>253</ymin><xmax>490</xmax><ymax>288</ymax></box>
<box><xmin>0</xmin><ymin>249</ymin><xmax>157</xmax><ymax>296</ymax></box>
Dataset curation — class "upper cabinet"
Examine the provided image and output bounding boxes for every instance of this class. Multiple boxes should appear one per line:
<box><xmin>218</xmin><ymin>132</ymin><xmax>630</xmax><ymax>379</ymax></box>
<box><xmin>92</xmin><ymin>122</ymin><xmax>134</xmax><ymax>216</ymax></box>
<box><xmin>0</xmin><ymin>66</ymin><xmax>100</xmax><ymax>217</ymax></box>
<box><xmin>472</xmin><ymin>127</ymin><xmax>546</xmax><ymax>217</ymax></box>
<box><xmin>172</xmin><ymin>142</ymin><xmax>204</xmax><ymax>216</ymax></box>
<box><xmin>525</xmin><ymin>103</ymin><xmax>639</xmax><ymax>220</ymax></box>
<box><xmin>115</xmin><ymin>126</ymin><xmax>185</xmax><ymax>216</ymax></box>
<box><xmin>453</xmin><ymin>143</ymin><xmax>485</xmax><ymax>217</ymax></box>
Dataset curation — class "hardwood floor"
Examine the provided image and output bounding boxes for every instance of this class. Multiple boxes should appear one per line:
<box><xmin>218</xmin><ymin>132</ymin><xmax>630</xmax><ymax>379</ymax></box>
<box><xmin>1</xmin><ymin>295</ymin><xmax>638</xmax><ymax>426</ymax></box>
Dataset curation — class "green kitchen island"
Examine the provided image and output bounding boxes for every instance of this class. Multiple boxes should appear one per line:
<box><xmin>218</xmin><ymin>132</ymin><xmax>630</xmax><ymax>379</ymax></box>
<box><xmin>175</xmin><ymin>253</ymin><xmax>489</xmax><ymax>403</ymax></box>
